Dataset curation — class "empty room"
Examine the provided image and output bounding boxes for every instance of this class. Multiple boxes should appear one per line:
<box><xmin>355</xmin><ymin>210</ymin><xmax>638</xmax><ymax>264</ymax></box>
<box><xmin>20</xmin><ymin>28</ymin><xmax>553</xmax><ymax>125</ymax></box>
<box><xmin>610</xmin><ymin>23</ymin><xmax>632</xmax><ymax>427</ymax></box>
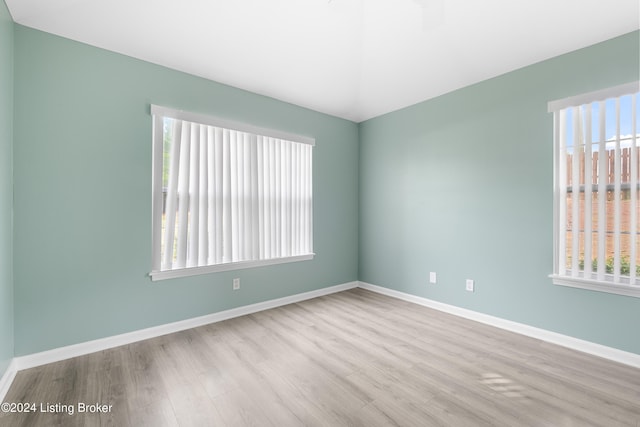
<box><xmin>1</xmin><ymin>0</ymin><xmax>639</xmax><ymax>426</ymax></box>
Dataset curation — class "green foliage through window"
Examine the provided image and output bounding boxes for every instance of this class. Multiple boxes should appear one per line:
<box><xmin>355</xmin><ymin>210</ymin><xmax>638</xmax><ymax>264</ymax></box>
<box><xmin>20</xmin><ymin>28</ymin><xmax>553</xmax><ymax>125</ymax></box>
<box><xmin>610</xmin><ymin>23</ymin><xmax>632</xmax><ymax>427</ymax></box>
<box><xmin>578</xmin><ymin>256</ymin><xmax>640</xmax><ymax>276</ymax></box>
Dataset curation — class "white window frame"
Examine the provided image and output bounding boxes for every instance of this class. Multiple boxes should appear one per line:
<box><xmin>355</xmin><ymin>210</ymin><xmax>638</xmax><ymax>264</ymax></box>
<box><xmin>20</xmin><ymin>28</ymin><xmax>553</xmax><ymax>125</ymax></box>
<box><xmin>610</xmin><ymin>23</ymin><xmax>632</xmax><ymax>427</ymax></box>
<box><xmin>150</xmin><ymin>105</ymin><xmax>315</xmax><ymax>281</ymax></box>
<box><xmin>548</xmin><ymin>81</ymin><xmax>640</xmax><ymax>298</ymax></box>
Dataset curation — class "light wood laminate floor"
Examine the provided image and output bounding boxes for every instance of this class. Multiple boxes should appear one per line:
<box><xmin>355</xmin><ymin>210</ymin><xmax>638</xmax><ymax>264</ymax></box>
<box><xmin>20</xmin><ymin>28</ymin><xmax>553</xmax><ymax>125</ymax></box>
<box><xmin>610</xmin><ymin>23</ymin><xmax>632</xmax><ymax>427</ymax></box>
<box><xmin>2</xmin><ymin>288</ymin><xmax>639</xmax><ymax>426</ymax></box>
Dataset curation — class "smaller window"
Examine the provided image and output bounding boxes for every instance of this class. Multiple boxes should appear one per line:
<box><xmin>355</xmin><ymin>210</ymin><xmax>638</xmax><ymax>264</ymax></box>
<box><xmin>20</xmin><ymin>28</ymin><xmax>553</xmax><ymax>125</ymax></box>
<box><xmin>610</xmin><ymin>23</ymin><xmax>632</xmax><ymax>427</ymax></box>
<box><xmin>150</xmin><ymin>106</ymin><xmax>314</xmax><ymax>281</ymax></box>
<box><xmin>549</xmin><ymin>82</ymin><xmax>640</xmax><ymax>297</ymax></box>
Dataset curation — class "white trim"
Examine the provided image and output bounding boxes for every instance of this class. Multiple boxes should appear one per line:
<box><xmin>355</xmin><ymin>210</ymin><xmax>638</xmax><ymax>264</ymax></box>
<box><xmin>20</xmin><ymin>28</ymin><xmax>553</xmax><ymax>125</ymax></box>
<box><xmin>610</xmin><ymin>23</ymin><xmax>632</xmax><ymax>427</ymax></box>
<box><xmin>0</xmin><ymin>359</ymin><xmax>18</xmax><ymax>402</ymax></box>
<box><xmin>12</xmin><ymin>281</ymin><xmax>358</xmax><ymax>371</ymax></box>
<box><xmin>150</xmin><ymin>253</ymin><xmax>315</xmax><ymax>281</ymax></box>
<box><xmin>550</xmin><ymin>274</ymin><xmax>640</xmax><ymax>298</ymax></box>
<box><xmin>358</xmin><ymin>281</ymin><xmax>640</xmax><ymax>368</ymax></box>
<box><xmin>151</xmin><ymin>105</ymin><xmax>315</xmax><ymax>146</ymax></box>
<box><xmin>3</xmin><ymin>279</ymin><xmax>638</xmax><ymax>399</ymax></box>
<box><xmin>548</xmin><ymin>81</ymin><xmax>639</xmax><ymax>112</ymax></box>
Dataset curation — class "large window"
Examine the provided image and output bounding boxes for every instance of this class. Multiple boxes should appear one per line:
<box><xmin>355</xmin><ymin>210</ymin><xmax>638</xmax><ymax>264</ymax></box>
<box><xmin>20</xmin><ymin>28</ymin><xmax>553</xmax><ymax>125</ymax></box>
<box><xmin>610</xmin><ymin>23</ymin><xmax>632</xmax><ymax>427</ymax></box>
<box><xmin>150</xmin><ymin>105</ymin><xmax>314</xmax><ymax>281</ymax></box>
<box><xmin>549</xmin><ymin>82</ymin><xmax>639</xmax><ymax>297</ymax></box>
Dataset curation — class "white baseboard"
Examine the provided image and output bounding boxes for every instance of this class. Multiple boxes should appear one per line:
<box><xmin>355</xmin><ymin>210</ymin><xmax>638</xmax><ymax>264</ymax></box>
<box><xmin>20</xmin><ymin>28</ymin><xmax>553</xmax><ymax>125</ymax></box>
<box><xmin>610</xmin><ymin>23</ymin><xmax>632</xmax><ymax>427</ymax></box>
<box><xmin>358</xmin><ymin>281</ymin><xmax>640</xmax><ymax>369</ymax></box>
<box><xmin>14</xmin><ymin>281</ymin><xmax>359</xmax><ymax>372</ymax></box>
<box><xmin>0</xmin><ymin>359</ymin><xmax>17</xmax><ymax>403</ymax></box>
<box><xmin>4</xmin><ymin>278</ymin><xmax>638</xmax><ymax>401</ymax></box>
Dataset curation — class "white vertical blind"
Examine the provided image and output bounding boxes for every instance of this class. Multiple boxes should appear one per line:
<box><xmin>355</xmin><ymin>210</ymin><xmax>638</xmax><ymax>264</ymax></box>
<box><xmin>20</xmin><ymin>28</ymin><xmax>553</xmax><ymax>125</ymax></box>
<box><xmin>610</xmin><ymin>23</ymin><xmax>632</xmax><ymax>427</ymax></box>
<box><xmin>583</xmin><ymin>105</ymin><xmax>593</xmax><ymax>276</ymax></box>
<box><xmin>549</xmin><ymin>82</ymin><xmax>640</xmax><ymax>294</ymax></box>
<box><xmin>571</xmin><ymin>106</ymin><xmax>581</xmax><ymax>277</ymax></box>
<box><xmin>613</xmin><ymin>99</ymin><xmax>622</xmax><ymax>282</ymax></box>
<box><xmin>151</xmin><ymin>105</ymin><xmax>314</xmax><ymax>279</ymax></box>
<box><xmin>631</xmin><ymin>95</ymin><xmax>638</xmax><ymax>285</ymax></box>
<box><xmin>597</xmin><ymin>101</ymin><xmax>607</xmax><ymax>282</ymax></box>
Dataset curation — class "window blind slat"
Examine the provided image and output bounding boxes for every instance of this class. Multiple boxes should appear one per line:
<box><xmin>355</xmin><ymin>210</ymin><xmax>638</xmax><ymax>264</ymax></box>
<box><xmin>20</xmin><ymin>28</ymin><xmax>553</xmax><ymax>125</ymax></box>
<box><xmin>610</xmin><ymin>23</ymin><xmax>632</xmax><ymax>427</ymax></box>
<box><xmin>257</xmin><ymin>135</ymin><xmax>266</xmax><ymax>259</ymax></box>
<box><xmin>267</xmin><ymin>138</ymin><xmax>275</xmax><ymax>259</ymax></box>
<box><xmin>243</xmin><ymin>133</ymin><xmax>252</xmax><ymax>260</ymax></box>
<box><xmin>293</xmin><ymin>143</ymin><xmax>300</xmax><ymax>255</ymax></box>
<box><xmin>230</xmin><ymin>131</ymin><xmax>240</xmax><ymax>262</ymax></box>
<box><xmin>597</xmin><ymin>102</ymin><xmax>607</xmax><ymax>281</ymax></box>
<box><xmin>284</xmin><ymin>141</ymin><xmax>292</xmax><ymax>256</ymax></box>
<box><xmin>631</xmin><ymin>95</ymin><xmax>638</xmax><ymax>285</ymax></box>
<box><xmin>613</xmin><ymin>99</ymin><xmax>622</xmax><ymax>282</ymax></box>
<box><xmin>214</xmin><ymin>127</ymin><xmax>224</xmax><ymax>265</ymax></box>
<box><xmin>584</xmin><ymin>105</ymin><xmax>593</xmax><ymax>277</ymax></box>
<box><xmin>198</xmin><ymin>125</ymin><xmax>209</xmax><ymax>267</ymax></box>
<box><xmin>237</xmin><ymin>133</ymin><xmax>246</xmax><ymax>260</ymax></box>
<box><xmin>222</xmin><ymin>129</ymin><xmax>232</xmax><ymax>263</ymax></box>
<box><xmin>207</xmin><ymin>126</ymin><xmax>215</xmax><ymax>265</ymax></box>
<box><xmin>571</xmin><ymin>107</ymin><xmax>581</xmax><ymax>277</ymax></box>
<box><xmin>250</xmin><ymin>134</ymin><xmax>259</xmax><ymax>261</ymax></box>
<box><xmin>187</xmin><ymin>123</ymin><xmax>201</xmax><ymax>268</ymax></box>
<box><xmin>176</xmin><ymin>122</ymin><xmax>191</xmax><ymax>268</ymax></box>
<box><xmin>275</xmin><ymin>139</ymin><xmax>282</xmax><ymax>257</ymax></box>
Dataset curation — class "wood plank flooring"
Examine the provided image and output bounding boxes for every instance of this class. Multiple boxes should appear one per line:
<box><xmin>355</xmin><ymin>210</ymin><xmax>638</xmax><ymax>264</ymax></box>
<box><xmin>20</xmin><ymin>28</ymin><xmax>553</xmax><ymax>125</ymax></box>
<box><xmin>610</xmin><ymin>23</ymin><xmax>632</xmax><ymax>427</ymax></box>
<box><xmin>2</xmin><ymin>288</ymin><xmax>639</xmax><ymax>426</ymax></box>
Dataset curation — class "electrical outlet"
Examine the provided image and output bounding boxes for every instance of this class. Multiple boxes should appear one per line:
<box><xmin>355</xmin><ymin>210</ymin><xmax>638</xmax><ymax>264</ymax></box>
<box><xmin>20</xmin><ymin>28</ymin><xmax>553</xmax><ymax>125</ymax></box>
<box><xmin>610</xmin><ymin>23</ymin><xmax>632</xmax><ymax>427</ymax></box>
<box><xmin>429</xmin><ymin>272</ymin><xmax>437</xmax><ymax>284</ymax></box>
<box><xmin>466</xmin><ymin>279</ymin><xmax>474</xmax><ymax>292</ymax></box>
<box><xmin>233</xmin><ymin>278</ymin><xmax>240</xmax><ymax>290</ymax></box>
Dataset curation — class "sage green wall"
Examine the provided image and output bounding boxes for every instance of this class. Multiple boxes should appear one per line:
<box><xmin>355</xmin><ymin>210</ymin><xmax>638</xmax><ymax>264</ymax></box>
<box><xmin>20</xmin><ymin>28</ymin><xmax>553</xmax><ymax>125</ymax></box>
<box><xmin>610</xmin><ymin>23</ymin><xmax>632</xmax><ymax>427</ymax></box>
<box><xmin>13</xmin><ymin>25</ymin><xmax>359</xmax><ymax>355</ymax></box>
<box><xmin>359</xmin><ymin>31</ymin><xmax>640</xmax><ymax>354</ymax></box>
<box><xmin>0</xmin><ymin>0</ymin><xmax>14</xmax><ymax>377</ymax></box>
<box><xmin>9</xmin><ymin>21</ymin><xmax>640</xmax><ymax>358</ymax></box>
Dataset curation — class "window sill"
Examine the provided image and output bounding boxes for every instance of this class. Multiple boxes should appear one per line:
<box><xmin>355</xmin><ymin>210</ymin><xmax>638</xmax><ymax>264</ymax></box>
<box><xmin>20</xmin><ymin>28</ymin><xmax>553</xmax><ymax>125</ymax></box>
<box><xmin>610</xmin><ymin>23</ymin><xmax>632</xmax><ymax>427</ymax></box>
<box><xmin>150</xmin><ymin>254</ymin><xmax>315</xmax><ymax>281</ymax></box>
<box><xmin>549</xmin><ymin>274</ymin><xmax>640</xmax><ymax>298</ymax></box>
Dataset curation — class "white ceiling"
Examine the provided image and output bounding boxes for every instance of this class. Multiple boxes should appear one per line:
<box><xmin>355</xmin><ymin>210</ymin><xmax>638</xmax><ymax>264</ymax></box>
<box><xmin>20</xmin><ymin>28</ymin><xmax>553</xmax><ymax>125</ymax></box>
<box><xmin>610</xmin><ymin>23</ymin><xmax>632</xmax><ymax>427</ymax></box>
<box><xmin>6</xmin><ymin>0</ymin><xmax>640</xmax><ymax>122</ymax></box>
